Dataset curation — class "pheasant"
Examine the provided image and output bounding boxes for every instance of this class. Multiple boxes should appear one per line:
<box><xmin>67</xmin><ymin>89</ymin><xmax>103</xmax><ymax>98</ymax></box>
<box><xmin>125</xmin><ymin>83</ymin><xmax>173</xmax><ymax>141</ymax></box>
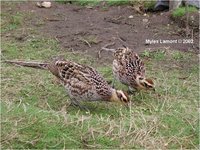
<box><xmin>4</xmin><ymin>59</ymin><xmax>130</xmax><ymax>109</ymax></box>
<box><xmin>112</xmin><ymin>46</ymin><xmax>155</xmax><ymax>91</ymax></box>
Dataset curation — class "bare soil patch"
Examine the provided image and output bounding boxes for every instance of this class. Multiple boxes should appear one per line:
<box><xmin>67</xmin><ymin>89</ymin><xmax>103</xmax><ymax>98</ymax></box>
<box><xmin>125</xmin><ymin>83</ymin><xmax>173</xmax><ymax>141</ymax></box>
<box><xmin>2</xmin><ymin>2</ymin><xmax>199</xmax><ymax>62</ymax></box>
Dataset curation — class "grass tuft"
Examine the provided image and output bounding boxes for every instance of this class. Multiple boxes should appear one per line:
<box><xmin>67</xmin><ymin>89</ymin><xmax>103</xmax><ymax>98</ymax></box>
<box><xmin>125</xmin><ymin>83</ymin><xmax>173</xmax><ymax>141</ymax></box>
<box><xmin>106</xmin><ymin>0</ymin><xmax>130</xmax><ymax>6</ymax></box>
<box><xmin>56</xmin><ymin>0</ymin><xmax>132</xmax><ymax>6</ymax></box>
<box><xmin>172</xmin><ymin>6</ymin><xmax>198</xmax><ymax>17</ymax></box>
<box><xmin>1</xmin><ymin>12</ymin><xmax>23</xmax><ymax>32</ymax></box>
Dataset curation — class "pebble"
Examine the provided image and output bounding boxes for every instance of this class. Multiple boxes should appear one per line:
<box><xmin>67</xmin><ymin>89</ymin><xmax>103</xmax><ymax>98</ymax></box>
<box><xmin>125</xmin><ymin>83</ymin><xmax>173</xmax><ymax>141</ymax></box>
<box><xmin>36</xmin><ymin>2</ymin><xmax>51</xmax><ymax>8</ymax></box>
<box><xmin>142</xmin><ymin>18</ymin><xmax>148</xmax><ymax>23</ymax></box>
<box><xmin>128</xmin><ymin>15</ymin><xmax>134</xmax><ymax>19</ymax></box>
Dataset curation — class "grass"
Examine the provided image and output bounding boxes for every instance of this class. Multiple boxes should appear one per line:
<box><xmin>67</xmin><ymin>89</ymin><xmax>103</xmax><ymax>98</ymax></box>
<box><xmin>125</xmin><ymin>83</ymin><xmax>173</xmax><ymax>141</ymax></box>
<box><xmin>106</xmin><ymin>0</ymin><xmax>130</xmax><ymax>6</ymax></box>
<box><xmin>56</xmin><ymin>0</ymin><xmax>155</xmax><ymax>7</ymax></box>
<box><xmin>172</xmin><ymin>6</ymin><xmax>198</xmax><ymax>17</ymax></box>
<box><xmin>56</xmin><ymin>0</ymin><xmax>131</xmax><ymax>6</ymax></box>
<box><xmin>130</xmin><ymin>0</ymin><xmax>156</xmax><ymax>9</ymax></box>
<box><xmin>1</xmin><ymin>2</ymin><xmax>199</xmax><ymax>149</ymax></box>
<box><xmin>1</xmin><ymin>12</ymin><xmax>23</xmax><ymax>33</ymax></box>
<box><xmin>57</xmin><ymin>0</ymin><xmax>156</xmax><ymax>7</ymax></box>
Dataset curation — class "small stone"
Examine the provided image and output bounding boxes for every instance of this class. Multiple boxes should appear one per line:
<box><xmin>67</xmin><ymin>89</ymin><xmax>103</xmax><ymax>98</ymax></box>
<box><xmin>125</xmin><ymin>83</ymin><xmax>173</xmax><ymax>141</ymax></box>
<box><xmin>128</xmin><ymin>15</ymin><xmax>134</xmax><ymax>19</ymax></box>
<box><xmin>190</xmin><ymin>15</ymin><xmax>195</xmax><ymax>21</ymax></box>
<box><xmin>142</xmin><ymin>18</ymin><xmax>148</xmax><ymax>23</ymax></box>
<box><xmin>152</xmin><ymin>15</ymin><xmax>156</xmax><ymax>18</ymax></box>
<box><xmin>143</xmin><ymin>13</ymin><xmax>147</xmax><ymax>16</ymax></box>
<box><xmin>36</xmin><ymin>2</ymin><xmax>51</xmax><ymax>8</ymax></box>
<box><xmin>164</xmin><ymin>143</ymin><xmax>168</xmax><ymax>146</ymax></box>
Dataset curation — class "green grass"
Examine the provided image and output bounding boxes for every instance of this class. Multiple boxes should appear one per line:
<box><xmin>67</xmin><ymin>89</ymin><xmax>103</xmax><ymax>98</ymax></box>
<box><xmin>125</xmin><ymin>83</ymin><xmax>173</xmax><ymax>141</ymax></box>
<box><xmin>1</xmin><ymin>2</ymin><xmax>199</xmax><ymax>149</ymax></box>
<box><xmin>1</xmin><ymin>12</ymin><xmax>23</xmax><ymax>32</ymax></box>
<box><xmin>130</xmin><ymin>0</ymin><xmax>156</xmax><ymax>9</ymax></box>
<box><xmin>56</xmin><ymin>0</ymin><xmax>155</xmax><ymax>8</ymax></box>
<box><xmin>172</xmin><ymin>6</ymin><xmax>198</xmax><ymax>17</ymax></box>
<box><xmin>106</xmin><ymin>0</ymin><xmax>130</xmax><ymax>6</ymax></box>
<box><xmin>143</xmin><ymin>0</ymin><xmax>156</xmax><ymax>9</ymax></box>
<box><xmin>2</xmin><ymin>37</ymin><xmax>199</xmax><ymax>149</ymax></box>
<box><xmin>56</xmin><ymin>0</ymin><xmax>131</xmax><ymax>6</ymax></box>
<box><xmin>72</xmin><ymin>0</ymin><xmax>100</xmax><ymax>6</ymax></box>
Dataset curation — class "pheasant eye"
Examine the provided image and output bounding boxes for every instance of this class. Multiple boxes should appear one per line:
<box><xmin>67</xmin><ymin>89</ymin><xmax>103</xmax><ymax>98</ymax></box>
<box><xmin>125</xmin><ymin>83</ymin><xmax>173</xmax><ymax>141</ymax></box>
<box><xmin>139</xmin><ymin>77</ymin><xmax>143</xmax><ymax>80</ymax></box>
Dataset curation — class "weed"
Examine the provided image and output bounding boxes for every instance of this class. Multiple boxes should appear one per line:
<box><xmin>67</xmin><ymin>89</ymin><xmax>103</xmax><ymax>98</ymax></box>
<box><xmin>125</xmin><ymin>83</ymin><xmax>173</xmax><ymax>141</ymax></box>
<box><xmin>153</xmin><ymin>51</ymin><xmax>165</xmax><ymax>60</ymax></box>
<box><xmin>1</xmin><ymin>12</ymin><xmax>23</xmax><ymax>32</ymax></box>
<box><xmin>172</xmin><ymin>51</ymin><xmax>184</xmax><ymax>60</ymax></box>
<box><xmin>141</xmin><ymin>50</ymin><xmax>166</xmax><ymax>60</ymax></box>
<box><xmin>56</xmin><ymin>0</ymin><xmax>100</xmax><ymax>6</ymax></box>
<box><xmin>129</xmin><ymin>0</ymin><xmax>156</xmax><ymax>9</ymax></box>
<box><xmin>172</xmin><ymin>6</ymin><xmax>198</xmax><ymax>17</ymax></box>
<box><xmin>73</xmin><ymin>0</ymin><xmax>100</xmax><ymax>6</ymax></box>
<box><xmin>56</xmin><ymin>0</ymin><xmax>131</xmax><ymax>6</ymax></box>
<box><xmin>143</xmin><ymin>0</ymin><xmax>156</xmax><ymax>9</ymax></box>
<box><xmin>142</xmin><ymin>50</ymin><xmax>150</xmax><ymax>57</ymax></box>
<box><xmin>106</xmin><ymin>0</ymin><xmax>130</xmax><ymax>6</ymax></box>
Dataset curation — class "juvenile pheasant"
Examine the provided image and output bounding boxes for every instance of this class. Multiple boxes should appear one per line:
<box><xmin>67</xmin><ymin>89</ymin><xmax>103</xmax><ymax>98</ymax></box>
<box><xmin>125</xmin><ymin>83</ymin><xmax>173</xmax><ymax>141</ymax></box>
<box><xmin>112</xmin><ymin>46</ymin><xmax>155</xmax><ymax>91</ymax></box>
<box><xmin>4</xmin><ymin>59</ymin><xmax>130</xmax><ymax>109</ymax></box>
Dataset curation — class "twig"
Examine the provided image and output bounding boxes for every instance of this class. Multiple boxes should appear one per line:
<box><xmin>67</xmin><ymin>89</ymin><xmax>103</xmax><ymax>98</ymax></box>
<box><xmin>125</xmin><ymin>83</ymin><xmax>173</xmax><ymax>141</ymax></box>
<box><xmin>102</xmin><ymin>42</ymin><xmax>116</xmax><ymax>49</ymax></box>
<box><xmin>98</xmin><ymin>42</ymin><xmax>116</xmax><ymax>58</ymax></box>
<box><xmin>54</xmin><ymin>36</ymin><xmax>60</xmax><ymax>42</ymax></box>
<box><xmin>79</xmin><ymin>37</ymin><xmax>91</xmax><ymax>48</ymax></box>
<box><xmin>118</xmin><ymin>35</ymin><xmax>126</xmax><ymax>42</ymax></box>
<box><xmin>46</xmin><ymin>18</ymin><xmax>64</xmax><ymax>21</ymax></box>
<box><xmin>82</xmin><ymin>39</ymin><xmax>91</xmax><ymax>48</ymax></box>
<box><xmin>101</xmin><ymin>47</ymin><xmax>115</xmax><ymax>52</ymax></box>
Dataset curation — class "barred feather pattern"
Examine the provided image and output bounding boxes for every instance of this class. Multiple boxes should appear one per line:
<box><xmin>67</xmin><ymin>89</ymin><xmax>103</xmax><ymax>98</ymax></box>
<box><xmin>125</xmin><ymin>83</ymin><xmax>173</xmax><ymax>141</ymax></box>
<box><xmin>49</xmin><ymin>60</ymin><xmax>113</xmax><ymax>101</ymax></box>
<box><xmin>4</xmin><ymin>59</ymin><xmax>130</xmax><ymax>105</ymax></box>
<box><xmin>113</xmin><ymin>47</ymin><xmax>145</xmax><ymax>88</ymax></box>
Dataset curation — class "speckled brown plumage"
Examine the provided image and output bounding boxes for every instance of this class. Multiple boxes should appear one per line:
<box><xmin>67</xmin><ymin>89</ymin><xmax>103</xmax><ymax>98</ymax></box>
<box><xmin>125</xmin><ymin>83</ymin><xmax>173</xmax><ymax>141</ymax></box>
<box><xmin>4</xmin><ymin>59</ymin><xmax>130</xmax><ymax>108</ymax></box>
<box><xmin>49</xmin><ymin>60</ymin><xmax>113</xmax><ymax>101</ymax></box>
<box><xmin>112</xmin><ymin>47</ymin><xmax>154</xmax><ymax>90</ymax></box>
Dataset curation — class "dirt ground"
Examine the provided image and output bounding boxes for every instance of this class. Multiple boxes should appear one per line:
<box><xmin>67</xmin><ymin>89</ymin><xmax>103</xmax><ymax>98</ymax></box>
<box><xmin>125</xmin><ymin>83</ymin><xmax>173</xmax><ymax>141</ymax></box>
<box><xmin>3</xmin><ymin>2</ymin><xmax>199</xmax><ymax>61</ymax></box>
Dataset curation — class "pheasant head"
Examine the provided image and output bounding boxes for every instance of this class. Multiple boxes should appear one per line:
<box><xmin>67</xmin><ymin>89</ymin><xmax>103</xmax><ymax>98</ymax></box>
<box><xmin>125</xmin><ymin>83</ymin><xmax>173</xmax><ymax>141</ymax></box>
<box><xmin>110</xmin><ymin>89</ymin><xmax>130</xmax><ymax>107</ymax></box>
<box><xmin>136</xmin><ymin>76</ymin><xmax>155</xmax><ymax>91</ymax></box>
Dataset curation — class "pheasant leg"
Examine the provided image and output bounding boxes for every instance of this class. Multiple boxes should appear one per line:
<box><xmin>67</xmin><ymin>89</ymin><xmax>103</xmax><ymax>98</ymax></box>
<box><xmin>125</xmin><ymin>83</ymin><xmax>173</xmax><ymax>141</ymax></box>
<box><xmin>70</xmin><ymin>99</ymin><xmax>89</xmax><ymax>111</ymax></box>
